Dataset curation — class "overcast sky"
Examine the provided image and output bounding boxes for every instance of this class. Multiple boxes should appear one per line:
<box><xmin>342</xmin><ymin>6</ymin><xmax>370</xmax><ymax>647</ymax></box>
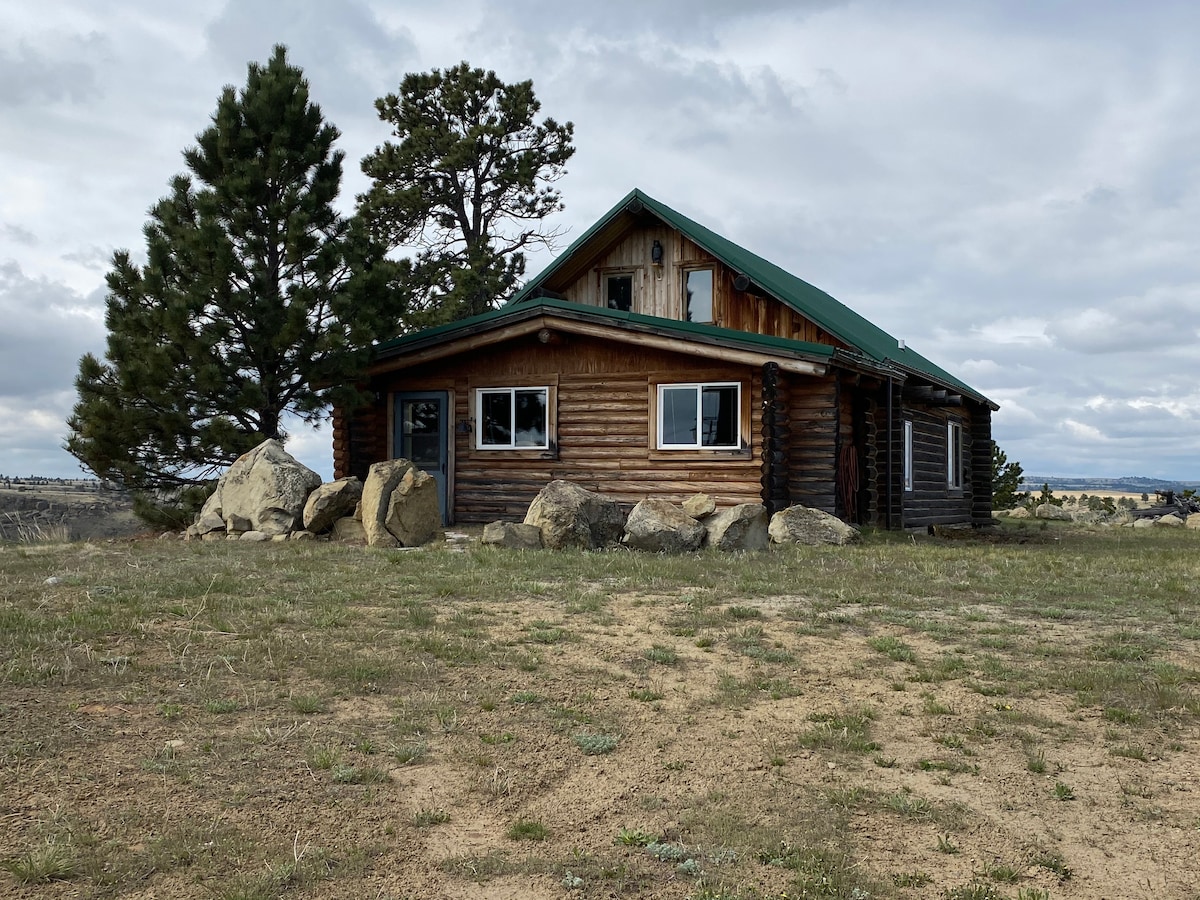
<box><xmin>3</xmin><ymin>0</ymin><xmax>1198</xmax><ymax>482</ymax></box>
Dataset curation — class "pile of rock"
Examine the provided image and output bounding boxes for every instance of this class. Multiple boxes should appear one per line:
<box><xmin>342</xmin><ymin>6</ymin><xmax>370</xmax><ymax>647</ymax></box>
<box><xmin>186</xmin><ymin>445</ymin><xmax>861</xmax><ymax>552</ymax></box>
<box><xmin>482</xmin><ymin>479</ymin><xmax>858</xmax><ymax>553</ymax></box>
<box><xmin>186</xmin><ymin>440</ymin><xmax>440</xmax><ymax>547</ymax></box>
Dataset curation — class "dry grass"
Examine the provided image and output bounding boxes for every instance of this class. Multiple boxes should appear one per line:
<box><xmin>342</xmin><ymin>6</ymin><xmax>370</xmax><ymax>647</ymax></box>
<box><xmin>0</xmin><ymin>523</ymin><xmax>1198</xmax><ymax>898</ymax></box>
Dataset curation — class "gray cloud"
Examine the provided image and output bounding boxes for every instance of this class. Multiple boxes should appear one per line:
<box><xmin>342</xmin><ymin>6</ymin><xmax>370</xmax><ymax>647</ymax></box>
<box><xmin>4</xmin><ymin>0</ymin><xmax>1200</xmax><ymax>481</ymax></box>
<box><xmin>0</xmin><ymin>34</ymin><xmax>106</xmax><ymax>108</ymax></box>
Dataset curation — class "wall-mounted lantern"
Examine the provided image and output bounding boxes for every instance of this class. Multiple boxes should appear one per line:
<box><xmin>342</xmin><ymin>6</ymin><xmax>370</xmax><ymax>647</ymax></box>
<box><xmin>651</xmin><ymin>239</ymin><xmax>664</xmax><ymax>267</ymax></box>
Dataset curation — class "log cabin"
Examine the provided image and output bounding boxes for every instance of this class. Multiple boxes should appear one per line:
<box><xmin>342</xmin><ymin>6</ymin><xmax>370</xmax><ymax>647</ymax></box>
<box><xmin>333</xmin><ymin>188</ymin><xmax>997</xmax><ymax>530</ymax></box>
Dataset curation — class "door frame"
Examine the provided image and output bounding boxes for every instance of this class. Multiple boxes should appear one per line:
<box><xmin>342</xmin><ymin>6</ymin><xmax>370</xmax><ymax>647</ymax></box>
<box><xmin>392</xmin><ymin>390</ymin><xmax>453</xmax><ymax>525</ymax></box>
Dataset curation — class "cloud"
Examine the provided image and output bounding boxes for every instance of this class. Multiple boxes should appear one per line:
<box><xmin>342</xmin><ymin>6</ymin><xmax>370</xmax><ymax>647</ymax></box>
<box><xmin>0</xmin><ymin>33</ymin><xmax>106</xmax><ymax>108</ymax></box>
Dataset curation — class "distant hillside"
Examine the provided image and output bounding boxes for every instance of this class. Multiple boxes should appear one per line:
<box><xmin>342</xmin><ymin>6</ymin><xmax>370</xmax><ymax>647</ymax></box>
<box><xmin>1025</xmin><ymin>475</ymin><xmax>1200</xmax><ymax>494</ymax></box>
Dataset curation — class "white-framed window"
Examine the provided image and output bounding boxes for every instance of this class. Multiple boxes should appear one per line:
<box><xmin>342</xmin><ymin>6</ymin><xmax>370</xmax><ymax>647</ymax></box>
<box><xmin>476</xmin><ymin>387</ymin><xmax>549</xmax><ymax>450</ymax></box>
<box><xmin>947</xmin><ymin>421</ymin><xmax>963</xmax><ymax>489</ymax></box>
<box><xmin>903</xmin><ymin>420</ymin><xmax>914</xmax><ymax>492</ymax></box>
<box><xmin>657</xmin><ymin>382</ymin><xmax>740</xmax><ymax>450</ymax></box>
<box><xmin>683</xmin><ymin>268</ymin><xmax>714</xmax><ymax>323</ymax></box>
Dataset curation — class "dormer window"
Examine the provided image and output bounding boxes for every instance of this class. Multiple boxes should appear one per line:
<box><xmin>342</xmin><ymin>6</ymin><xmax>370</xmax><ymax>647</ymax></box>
<box><xmin>684</xmin><ymin>268</ymin><xmax>713</xmax><ymax>323</ymax></box>
<box><xmin>605</xmin><ymin>272</ymin><xmax>634</xmax><ymax>311</ymax></box>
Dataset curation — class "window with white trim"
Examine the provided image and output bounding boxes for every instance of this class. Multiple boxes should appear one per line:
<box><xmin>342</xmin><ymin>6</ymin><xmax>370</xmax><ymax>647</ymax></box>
<box><xmin>476</xmin><ymin>387</ymin><xmax>549</xmax><ymax>450</ymax></box>
<box><xmin>903</xmin><ymin>420</ymin><xmax>914</xmax><ymax>491</ymax></box>
<box><xmin>947</xmin><ymin>421</ymin><xmax>963</xmax><ymax>489</ymax></box>
<box><xmin>657</xmin><ymin>382</ymin><xmax>740</xmax><ymax>450</ymax></box>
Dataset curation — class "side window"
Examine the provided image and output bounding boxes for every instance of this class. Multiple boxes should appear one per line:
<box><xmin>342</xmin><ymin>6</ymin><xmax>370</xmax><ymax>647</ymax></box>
<box><xmin>606</xmin><ymin>273</ymin><xmax>633</xmax><ymax>311</ymax></box>
<box><xmin>947</xmin><ymin>421</ymin><xmax>963</xmax><ymax>489</ymax></box>
<box><xmin>657</xmin><ymin>382</ymin><xmax>740</xmax><ymax>450</ymax></box>
<box><xmin>684</xmin><ymin>269</ymin><xmax>714</xmax><ymax>323</ymax></box>
<box><xmin>903</xmin><ymin>420</ymin><xmax>914</xmax><ymax>491</ymax></box>
<box><xmin>477</xmin><ymin>387</ymin><xmax>549</xmax><ymax>450</ymax></box>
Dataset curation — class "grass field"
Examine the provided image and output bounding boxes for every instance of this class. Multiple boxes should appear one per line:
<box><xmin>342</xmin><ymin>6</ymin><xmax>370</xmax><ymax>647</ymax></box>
<box><xmin>1</xmin><ymin>522</ymin><xmax>1198</xmax><ymax>899</ymax></box>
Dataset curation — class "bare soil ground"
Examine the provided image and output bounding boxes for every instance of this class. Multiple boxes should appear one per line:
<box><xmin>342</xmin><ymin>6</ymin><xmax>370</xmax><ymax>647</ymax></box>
<box><xmin>1</xmin><ymin>524</ymin><xmax>1197</xmax><ymax>900</ymax></box>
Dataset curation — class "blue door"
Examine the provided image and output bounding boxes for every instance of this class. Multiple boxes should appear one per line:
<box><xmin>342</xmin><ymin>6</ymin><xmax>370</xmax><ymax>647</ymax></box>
<box><xmin>395</xmin><ymin>391</ymin><xmax>449</xmax><ymax>524</ymax></box>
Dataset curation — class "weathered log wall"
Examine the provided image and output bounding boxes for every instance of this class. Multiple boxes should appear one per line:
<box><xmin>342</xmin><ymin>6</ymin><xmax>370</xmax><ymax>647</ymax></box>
<box><xmin>351</xmin><ymin>333</ymin><xmax>771</xmax><ymax>523</ymax></box>
<box><xmin>900</xmin><ymin>405</ymin><xmax>978</xmax><ymax>529</ymax></box>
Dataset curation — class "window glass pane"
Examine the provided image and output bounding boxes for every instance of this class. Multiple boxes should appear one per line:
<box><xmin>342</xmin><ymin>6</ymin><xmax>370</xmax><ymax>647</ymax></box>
<box><xmin>402</xmin><ymin>399</ymin><xmax>441</xmax><ymax>465</ymax></box>
<box><xmin>606</xmin><ymin>275</ymin><xmax>633</xmax><ymax>311</ymax></box>
<box><xmin>661</xmin><ymin>386</ymin><xmax>698</xmax><ymax>445</ymax></box>
<box><xmin>701</xmin><ymin>385</ymin><xmax>737</xmax><ymax>446</ymax></box>
<box><xmin>481</xmin><ymin>392</ymin><xmax>511</xmax><ymax>446</ymax></box>
<box><xmin>903</xmin><ymin>421</ymin><xmax>913</xmax><ymax>491</ymax></box>
<box><xmin>514</xmin><ymin>389</ymin><xmax>547</xmax><ymax>447</ymax></box>
<box><xmin>685</xmin><ymin>270</ymin><xmax>713</xmax><ymax>323</ymax></box>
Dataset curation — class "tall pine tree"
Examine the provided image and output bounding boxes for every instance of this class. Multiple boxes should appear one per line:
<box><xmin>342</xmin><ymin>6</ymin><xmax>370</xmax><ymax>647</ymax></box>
<box><xmin>358</xmin><ymin>62</ymin><xmax>574</xmax><ymax>329</ymax></box>
<box><xmin>67</xmin><ymin>46</ymin><xmax>404</xmax><ymax>499</ymax></box>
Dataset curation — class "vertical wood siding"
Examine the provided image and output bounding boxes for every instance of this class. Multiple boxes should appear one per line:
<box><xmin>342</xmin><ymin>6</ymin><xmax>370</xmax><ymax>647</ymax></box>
<box><xmin>554</xmin><ymin>225</ymin><xmax>848</xmax><ymax>347</ymax></box>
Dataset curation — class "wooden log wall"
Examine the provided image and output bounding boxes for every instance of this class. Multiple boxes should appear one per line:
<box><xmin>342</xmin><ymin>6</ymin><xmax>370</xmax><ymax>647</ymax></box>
<box><xmin>360</xmin><ymin>333</ymin><xmax>769</xmax><ymax>524</ymax></box>
<box><xmin>874</xmin><ymin>380</ymin><xmax>904</xmax><ymax>530</ymax></box>
<box><xmin>969</xmin><ymin>407</ymin><xmax>993</xmax><ymax>525</ymax></box>
<box><xmin>783</xmin><ymin>375</ymin><xmax>838</xmax><ymax>512</ymax></box>
<box><xmin>900</xmin><ymin>406</ymin><xmax>976</xmax><ymax>529</ymax></box>
<box><xmin>333</xmin><ymin>395</ymin><xmax>384</xmax><ymax>481</ymax></box>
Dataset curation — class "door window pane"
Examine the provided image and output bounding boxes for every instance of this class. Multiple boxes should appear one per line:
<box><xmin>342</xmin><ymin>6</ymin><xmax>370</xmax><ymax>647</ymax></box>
<box><xmin>402</xmin><ymin>399</ymin><xmax>441</xmax><ymax>465</ymax></box>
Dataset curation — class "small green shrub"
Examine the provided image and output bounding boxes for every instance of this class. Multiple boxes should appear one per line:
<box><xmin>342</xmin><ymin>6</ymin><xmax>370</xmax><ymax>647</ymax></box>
<box><xmin>574</xmin><ymin>732</ymin><xmax>619</xmax><ymax>755</ymax></box>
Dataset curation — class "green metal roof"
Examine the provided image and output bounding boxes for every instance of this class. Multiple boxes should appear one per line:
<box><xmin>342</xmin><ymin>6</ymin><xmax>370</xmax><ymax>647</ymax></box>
<box><xmin>508</xmin><ymin>188</ymin><xmax>995</xmax><ymax>408</ymax></box>
<box><xmin>373</xmin><ymin>295</ymin><xmax>839</xmax><ymax>365</ymax></box>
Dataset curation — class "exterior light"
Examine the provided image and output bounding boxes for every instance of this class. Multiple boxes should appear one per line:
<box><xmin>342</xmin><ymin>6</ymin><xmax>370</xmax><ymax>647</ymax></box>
<box><xmin>651</xmin><ymin>240</ymin><xmax>664</xmax><ymax>266</ymax></box>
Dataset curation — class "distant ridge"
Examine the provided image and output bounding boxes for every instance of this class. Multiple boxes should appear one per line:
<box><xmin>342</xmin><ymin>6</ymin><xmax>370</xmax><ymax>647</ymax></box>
<box><xmin>1026</xmin><ymin>475</ymin><xmax>1200</xmax><ymax>494</ymax></box>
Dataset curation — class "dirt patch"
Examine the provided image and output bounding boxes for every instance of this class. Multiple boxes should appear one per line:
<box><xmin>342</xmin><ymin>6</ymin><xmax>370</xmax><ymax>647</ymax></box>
<box><xmin>0</xmin><ymin>539</ymin><xmax>1197</xmax><ymax>899</ymax></box>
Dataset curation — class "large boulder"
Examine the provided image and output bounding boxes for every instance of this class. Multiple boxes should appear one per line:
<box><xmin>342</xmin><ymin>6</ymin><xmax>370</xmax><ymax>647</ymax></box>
<box><xmin>331</xmin><ymin>517</ymin><xmax>367</xmax><ymax>544</ymax></box>
<box><xmin>622</xmin><ymin>499</ymin><xmax>705</xmax><ymax>553</ymax></box>
<box><xmin>303</xmin><ymin>477</ymin><xmax>363</xmax><ymax>534</ymax></box>
<box><xmin>361</xmin><ymin>459</ymin><xmax>417</xmax><ymax>548</ymax></box>
<box><xmin>705</xmin><ymin>503</ymin><xmax>769</xmax><ymax>552</ymax></box>
<box><xmin>1006</xmin><ymin>506</ymin><xmax>1031</xmax><ymax>519</ymax></box>
<box><xmin>384</xmin><ymin>468</ymin><xmax>440</xmax><ymax>546</ymax></box>
<box><xmin>1034</xmin><ymin>503</ymin><xmax>1072</xmax><ymax>521</ymax></box>
<box><xmin>1155</xmin><ymin>513</ymin><xmax>1185</xmax><ymax>528</ymax></box>
<box><xmin>203</xmin><ymin>439</ymin><xmax>321</xmax><ymax>536</ymax></box>
<box><xmin>523</xmin><ymin>480</ymin><xmax>625</xmax><ymax>550</ymax></box>
<box><xmin>1187</xmin><ymin>514</ymin><xmax>1200</xmax><ymax>530</ymax></box>
<box><xmin>769</xmin><ymin>505</ymin><xmax>860</xmax><ymax>546</ymax></box>
<box><xmin>481</xmin><ymin>521</ymin><xmax>544</xmax><ymax>550</ymax></box>
<box><xmin>682</xmin><ymin>493</ymin><xmax>717</xmax><ymax>520</ymax></box>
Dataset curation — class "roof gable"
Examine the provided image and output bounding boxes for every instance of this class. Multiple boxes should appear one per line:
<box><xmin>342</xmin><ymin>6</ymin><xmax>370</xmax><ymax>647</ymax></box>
<box><xmin>510</xmin><ymin>189</ymin><xmax>994</xmax><ymax>408</ymax></box>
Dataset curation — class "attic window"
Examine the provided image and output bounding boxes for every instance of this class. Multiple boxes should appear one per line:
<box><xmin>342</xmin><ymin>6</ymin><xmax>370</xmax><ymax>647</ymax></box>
<box><xmin>606</xmin><ymin>273</ymin><xmax>633</xmax><ymax>311</ymax></box>
<box><xmin>684</xmin><ymin>268</ymin><xmax>713</xmax><ymax>323</ymax></box>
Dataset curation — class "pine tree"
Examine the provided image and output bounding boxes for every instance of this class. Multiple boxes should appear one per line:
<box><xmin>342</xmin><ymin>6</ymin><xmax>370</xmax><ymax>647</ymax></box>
<box><xmin>991</xmin><ymin>443</ymin><xmax>1027</xmax><ymax>509</ymax></box>
<box><xmin>358</xmin><ymin>62</ymin><xmax>574</xmax><ymax>329</ymax></box>
<box><xmin>67</xmin><ymin>46</ymin><xmax>404</xmax><ymax>497</ymax></box>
